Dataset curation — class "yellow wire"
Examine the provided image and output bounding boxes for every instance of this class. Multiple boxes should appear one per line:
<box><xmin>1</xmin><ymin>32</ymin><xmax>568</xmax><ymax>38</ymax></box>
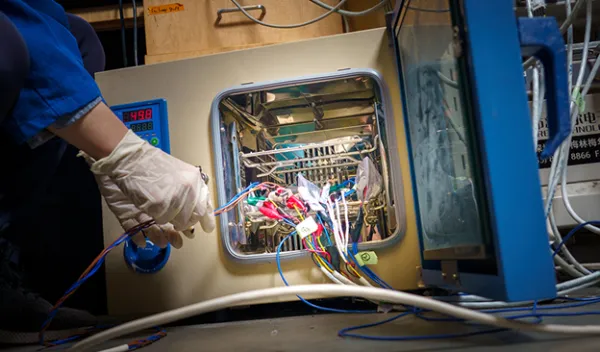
<box><xmin>347</xmin><ymin>262</ymin><xmax>361</xmax><ymax>278</ymax></box>
<box><xmin>305</xmin><ymin>238</ymin><xmax>333</xmax><ymax>273</ymax></box>
<box><xmin>317</xmin><ymin>236</ymin><xmax>326</xmax><ymax>252</ymax></box>
<box><xmin>293</xmin><ymin>205</ymin><xmax>304</xmax><ymax>221</ymax></box>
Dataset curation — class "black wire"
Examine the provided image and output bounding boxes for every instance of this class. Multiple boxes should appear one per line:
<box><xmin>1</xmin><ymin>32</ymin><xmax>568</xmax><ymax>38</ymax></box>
<box><xmin>118</xmin><ymin>0</ymin><xmax>128</xmax><ymax>67</ymax></box>
<box><xmin>132</xmin><ymin>0</ymin><xmax>138</xmax><ymax>66</ymax></box>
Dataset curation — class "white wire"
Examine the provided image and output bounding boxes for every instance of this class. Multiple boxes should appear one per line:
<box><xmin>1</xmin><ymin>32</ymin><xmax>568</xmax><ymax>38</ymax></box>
<box><xmin>566</xmin><ymin>0</ymin><xmax>574</xmax><ymax>94</ymax></box>
<box><xmin>333</xmin><ymin>271</ymin><xmax>358</xmax><ymax>285</ymax></box>
<box><xmin>554</xmin><ymin>0</ymin><xmax>598</xmax><ymax>236</ymax></box>
<box><xmin>557</xmin><ymin>270</ymin><xmax>600</xmax><ymax>291</ymax></box>
<box><xmin>71</xmin><ymin>284</ymin><xmax>600</xmax><ymax>351</ymax></box>
<box><xmin>342</xmin><ymin>192</ymin><xmax>350</xmax><ymax>250</ymax></box>
<box><xmin>558</xmin><ymin>278</ymin><xmax>600</xmax><ymax>296</ymax></box>
<box><xmin>549</xmin><ymin>212</ymin><xmax>591</xmax><ymax>275</ymax></box>
<box><xmin>526</xmin><ymin>0</ymin><xmax>543</xmax><ymax>149</ymax></box>
<box><xmin>523</xmin><ymin>0</ymin><xmax>589</xmax><ymax>70</ymax></box>
<box><xmin>437</xmin><ymin>71</ymin><xmax>459</xmax><ymax>88</ymax></box>
<box><xmin>326</xmin><ymin>199</ymin><xmax>346</xmax><ymax>261</ymax></box>
<box><xmin>310</xmin><ymin>0</ymin><xmax>389</xmax><ymax>16</ymax></box>
<box><xmin>545</xmin><ymin>0</ymin><xmax>592</xmax><ymax>219</ymax></box>
<box><xmin>229</xmin><ymin>0</ymin><xmax>347</xmax><ymax>29</ymax></box>
<box><xmin>554</xmin><ymin>250</ymin><xmax>586</xmax><ymax>278</ymax></box>
<box><xmin>320</xmin><ymin>266</ymin><xmax>344</xmax><ymax>284</ymax></box>
<box><xmin>334</xmin><ymin>198</ymin><xmax>347</xmax><ymax>256</ymax></box>
<box><xmin>559</xmin><ymin>55</ymin><xmax>600</xmax><ymax>232</ymax></box>
<box><xmin>359</xmin><ymin>276</ymin><xmax>374</xmax><ymax>287</ymax></box>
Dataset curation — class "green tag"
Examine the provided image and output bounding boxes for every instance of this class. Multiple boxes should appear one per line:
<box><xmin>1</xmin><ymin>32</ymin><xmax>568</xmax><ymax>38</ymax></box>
<box><xmin>573</xmin><ymin>89</ymin><xmax>586</xmax><ymax>114</ymax></box>
<box><xmin>354</xmin><ymin>251</ymin><xmax>378</xmax><ymax>266</ymax></box>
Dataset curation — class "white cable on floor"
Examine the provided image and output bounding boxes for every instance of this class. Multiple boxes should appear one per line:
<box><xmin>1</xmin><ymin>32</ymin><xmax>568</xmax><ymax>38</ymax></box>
<box><xmin>549</xmin><ymin>213</ymin><xmax>591</xmax><ymax>275</ymax></box>
<box><xmin>558</xmin><ymin>278</ymin><xmax>600</xmax><ymax>296</ymax></box>
<box><xmin>71</xmin><ymin>284</ymin><xmax>600</xmax><ymax>351</ymax></box>
<box><xmin>557</xmin><ymin>271</ymin><xmax>600</xmax><ymax>291</ymax></box>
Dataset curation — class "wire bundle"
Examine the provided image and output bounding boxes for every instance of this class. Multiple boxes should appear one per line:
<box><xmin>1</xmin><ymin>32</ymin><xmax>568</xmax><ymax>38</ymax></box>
<box><xmin>339</xmin><ymin>295</ymin><xmax>600</xmax><ymax>341</ymax></box>
<box><xmin>537</xmin><ymin>0</ymin><xmax>600</xmax><ymax>295</ymax></box>
<box><xmin>39</xmin><ymin>221</ymin><xmax>157</xmax><ymax>347</ymax></box>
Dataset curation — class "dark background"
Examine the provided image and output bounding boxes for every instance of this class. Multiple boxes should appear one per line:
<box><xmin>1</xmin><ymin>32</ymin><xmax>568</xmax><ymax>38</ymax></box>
<box><xmin>18</xmin><ymin>1</ymin><xmax>146</xmax><ymax>317</ymax></box>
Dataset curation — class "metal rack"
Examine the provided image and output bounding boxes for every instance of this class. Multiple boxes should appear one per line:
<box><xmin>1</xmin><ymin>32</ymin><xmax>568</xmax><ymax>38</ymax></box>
<box><xmin>240</xmin><ymin>135</ymin><xmax>379</xmax><ymax>186</ymax></box>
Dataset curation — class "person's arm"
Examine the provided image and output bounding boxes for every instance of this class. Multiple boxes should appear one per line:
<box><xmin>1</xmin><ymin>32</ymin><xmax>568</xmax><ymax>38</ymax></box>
<box><xmin>48</xmin><ymin>102</ymin><xmax>128</xmax><ymax>160</ymax></box>
<box><xmin>69</xmin><ymin>104</ymin><xmax>215</xmax><ymax>233</ymax></box>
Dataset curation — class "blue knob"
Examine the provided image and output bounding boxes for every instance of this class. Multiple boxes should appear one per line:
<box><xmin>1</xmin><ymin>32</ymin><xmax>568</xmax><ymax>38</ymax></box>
<box><xmin>123</xmin><ymin>238</ymin><xmax>171</xmax><ymax>274</ymax></box>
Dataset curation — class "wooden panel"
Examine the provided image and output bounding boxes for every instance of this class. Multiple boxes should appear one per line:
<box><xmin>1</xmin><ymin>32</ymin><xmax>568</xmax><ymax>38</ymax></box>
<box><xmin>145</xmin><ymin>42</ymin><xmax>274</xmax><ymax>64</ymax></box>
<box><xmin>69</xmin><ymin>4</ymin><xmax>144</xmax><ymax>32</ymax></box>
<box><xmin>143</xmin><ymin>0</ymin><xmax>344</xmax><ymax>56</ymax></box>
<box><xmin>345</xmin><ymin>0</ymin><xmax>395</xmax><ymax>32</ymax></box>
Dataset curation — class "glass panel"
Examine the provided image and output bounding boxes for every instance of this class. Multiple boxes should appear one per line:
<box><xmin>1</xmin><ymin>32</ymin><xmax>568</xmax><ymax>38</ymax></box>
<box><xmin>395</xmin><ymin>0</ymin><xmax>486</xmax><ymax>257</ymax></box>
<box><xmin>215</xmin><ymin>74</ymin><xmax>403</xmax><ymax>262</ymax></box>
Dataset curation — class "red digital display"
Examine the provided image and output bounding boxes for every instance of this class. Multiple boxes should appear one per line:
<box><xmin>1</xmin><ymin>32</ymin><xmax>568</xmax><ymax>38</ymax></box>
<box><xmin>123</xmin><ymin>108</ymin><xmax>152</xmax><ymax>123</ymax></box>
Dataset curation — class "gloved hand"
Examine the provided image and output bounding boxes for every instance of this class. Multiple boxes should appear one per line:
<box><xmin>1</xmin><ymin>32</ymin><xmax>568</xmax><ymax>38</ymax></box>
<box><xmin>83</xmin><ymin>130</ymin><xmax>215</xmax><ymax>233</ymax></box>
<box><xmin>79</xmin><ymin>151</ymin><xmax>196</xmax><ymax>248</ymax></box>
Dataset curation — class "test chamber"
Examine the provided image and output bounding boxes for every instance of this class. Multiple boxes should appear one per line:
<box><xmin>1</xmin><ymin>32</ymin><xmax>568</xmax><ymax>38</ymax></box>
<box><xmin>97</xmin><ymin>28</ymin><xmax>421</xmax><ymax>317</ymax></box>
<box><xmin>97</xmin><ymin>0</ymin><xmax>567</xmax><ymax>317</ymax></box>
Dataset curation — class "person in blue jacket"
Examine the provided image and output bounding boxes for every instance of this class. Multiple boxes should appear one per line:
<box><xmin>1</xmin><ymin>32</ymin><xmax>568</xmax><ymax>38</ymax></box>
<box><xmin>0</xmin><ymin>1</ymin><xmax>215</xmax><ymax>344</ymax></box>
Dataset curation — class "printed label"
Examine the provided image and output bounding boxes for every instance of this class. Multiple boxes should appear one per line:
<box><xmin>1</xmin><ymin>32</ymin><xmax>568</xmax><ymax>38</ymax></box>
<box><xmin>537</xmin><ymin>105</ymin><xmax>600</xmax><ymax>168</ymax></box>
<box><xmin>354</xmin><ymin>251</ymin><xmax>378</xmax><ymax>266</ymax></box>
<box><xmin>148</xmin><ymin>3</ymin><xmax>184</xmax><ymax>15</ymax></box>
<box><xmin>296</xmin><ymin>217</ymin><xmax>318</xmax><ymax>239</ymax></box>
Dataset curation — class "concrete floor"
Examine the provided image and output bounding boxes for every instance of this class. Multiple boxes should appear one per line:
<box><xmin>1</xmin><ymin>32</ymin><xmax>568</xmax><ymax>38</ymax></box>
<box><xmin>8</xmin><ymin>307</ymin><xmax>600</xmax><ymax>352</ymax></box>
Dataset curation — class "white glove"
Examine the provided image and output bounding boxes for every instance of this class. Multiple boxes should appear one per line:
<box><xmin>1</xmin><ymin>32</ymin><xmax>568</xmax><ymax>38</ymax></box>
<box><xmin>79</xmin><ymin>152</ymin><xmax>194</xmax><ymax>248</ymax></box>
<box><xmin>86</xmin><ymin>130</ymin><xmax>215</xmax><ymax>232</ymax></box>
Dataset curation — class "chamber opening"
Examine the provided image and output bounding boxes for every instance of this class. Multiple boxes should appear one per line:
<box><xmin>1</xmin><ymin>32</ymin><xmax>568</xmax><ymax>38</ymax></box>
<box><xmin>215</xmin><ymin>73</ymin><xmax>402</xmax><ymax>261</ymax></box>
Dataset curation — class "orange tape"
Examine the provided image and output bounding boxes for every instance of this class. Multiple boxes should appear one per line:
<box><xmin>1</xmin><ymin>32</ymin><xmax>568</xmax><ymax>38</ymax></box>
<box><xmin>148</xmin><ymin>3</ymin><xmax>184</xmax><ymax>15</ymax></box>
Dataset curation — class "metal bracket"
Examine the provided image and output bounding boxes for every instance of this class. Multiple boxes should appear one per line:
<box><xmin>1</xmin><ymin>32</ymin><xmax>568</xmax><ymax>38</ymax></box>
<box><xmin>441</xmin><ymin>260</ymin><xmax>460</xmax><ymax>285</ymax></box>
<box><xmin>216</xmin><ymin>5</ymin><xmax>266</xmax><ymax>23</ymax></box>
<box><xmin>416</xmin><ymin>266</ymin><xmax>425</xmax><ymax>288</ymax></box>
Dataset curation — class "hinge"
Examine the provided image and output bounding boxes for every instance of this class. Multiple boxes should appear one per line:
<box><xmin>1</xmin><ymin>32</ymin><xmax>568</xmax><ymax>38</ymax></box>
<box><xmin>441</xmin><ymin>260</ymin><xmax>460</xmax><ymax>286</ymax></box>
<box><xmin>416</xmin><ymin>266</ymin><xmax>425</xmax><ymax>288</ymax></box>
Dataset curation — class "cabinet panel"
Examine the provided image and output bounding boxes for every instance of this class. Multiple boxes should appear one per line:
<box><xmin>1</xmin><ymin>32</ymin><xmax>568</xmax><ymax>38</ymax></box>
<box><xmin>144</xmin><ymin>0</ymin><xmax>344</xmax><ymax>56</ymax></box>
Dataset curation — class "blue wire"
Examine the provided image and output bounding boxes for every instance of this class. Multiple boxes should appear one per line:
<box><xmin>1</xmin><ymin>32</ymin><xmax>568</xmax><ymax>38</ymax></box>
<box><xmin>316</xmin><ymin>213</ymin><xmax>333</xmax><ymax>246</ymax></box>
<box><xmin>215</xmin><ymin>182</ymin><xmax>260</xmax><ymax>213</ymax></box>
<box><xmin>350</xmin><ymin>242</ymin><xmax>393</xmax><ymax>289</ymax></box>
<box><xmin>338</xmin><ymin>311</ymin><xmax>508</xmax><ymax>341</ymax></box>
<box><xmin>276</xmin><ymin>232</ymin><xmax>376</xmax><ymax>314</ymax></box>
<box><xmin>482</xmin><ymin>297</ymin><xmax>600</xmax><ymax>314</ymax></box>
<box><xmin>41</xmin><ymin>231</ymin><xmax>142</xmax><ymax>343</ymax></box>
<box><xmin>283</xmin><ymin>218</ymin><xmax>297</xmax><ymax>227</ymax></box>
<box><xmin>339</xmin><ymin>297</ymin><xmax>600</xmax><ymax>341</ymax></box>
<box><xmin>553</xmin><ymin>220</ymin><xmax>600</xmax><ymax>257</ymax></box>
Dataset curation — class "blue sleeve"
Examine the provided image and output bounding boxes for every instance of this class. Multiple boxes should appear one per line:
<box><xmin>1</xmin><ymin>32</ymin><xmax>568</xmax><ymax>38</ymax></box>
<box><xmin>0</xmin><ymin>0</ymin><xmax>102</xmax><ymax>145</ymax></box>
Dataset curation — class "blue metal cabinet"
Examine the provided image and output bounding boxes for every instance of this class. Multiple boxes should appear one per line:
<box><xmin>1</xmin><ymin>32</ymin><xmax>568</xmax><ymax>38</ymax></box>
<box><xmin>391</xmin><ymin>0</ymin><xmax>570</xmax><ymax>301</ymax></box>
